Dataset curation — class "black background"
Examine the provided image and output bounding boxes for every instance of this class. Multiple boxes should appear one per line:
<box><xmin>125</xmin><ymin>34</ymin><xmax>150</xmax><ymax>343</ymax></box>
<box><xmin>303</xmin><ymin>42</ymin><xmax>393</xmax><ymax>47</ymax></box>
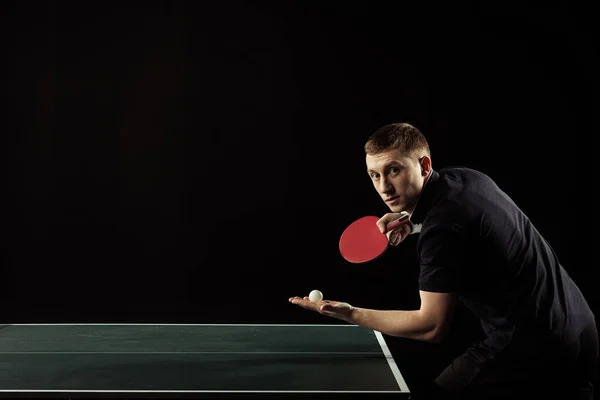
<box><xmin>1</xmin><ymin>0</ymin><xmax>595</xmax><ymax>390</ymax></box>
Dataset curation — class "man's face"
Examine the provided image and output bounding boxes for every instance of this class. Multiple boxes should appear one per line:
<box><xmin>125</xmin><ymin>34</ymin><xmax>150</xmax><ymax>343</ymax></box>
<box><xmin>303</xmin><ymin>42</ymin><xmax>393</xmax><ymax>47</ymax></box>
<box><xmin>365</xmin><ymin>148</ymin><xmax>427</xmax><ymax>214</ymax></box>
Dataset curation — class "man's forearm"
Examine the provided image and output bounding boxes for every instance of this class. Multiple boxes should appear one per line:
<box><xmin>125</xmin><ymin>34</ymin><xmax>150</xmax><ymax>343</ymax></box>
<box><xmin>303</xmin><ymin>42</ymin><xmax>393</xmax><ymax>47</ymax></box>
<box><xmin>348</xmin><ymin>307</ymin><xmax>438</xmax><ymax>342</ymax></box>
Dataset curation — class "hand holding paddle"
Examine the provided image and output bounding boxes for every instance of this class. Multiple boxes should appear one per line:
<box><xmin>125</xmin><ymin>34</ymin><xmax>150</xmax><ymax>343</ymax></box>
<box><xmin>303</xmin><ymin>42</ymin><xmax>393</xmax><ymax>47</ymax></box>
<box><xmin>377</xmin><ymin>212</ymin><xmax>414</xmax><ymax>246</ymax></box>
<box><xmin>339</xmin><ymin>211</ymin><xmax>416</xmax><ymax>264</ymax></box>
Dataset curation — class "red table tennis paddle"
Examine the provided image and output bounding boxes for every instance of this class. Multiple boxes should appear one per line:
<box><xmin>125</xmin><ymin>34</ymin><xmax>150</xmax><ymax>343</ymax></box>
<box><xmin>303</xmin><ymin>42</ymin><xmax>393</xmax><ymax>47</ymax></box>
<box><xmin>339</xmin><ymin>214</ymin><xmax>410</xmax><ymax>263</ymax></box>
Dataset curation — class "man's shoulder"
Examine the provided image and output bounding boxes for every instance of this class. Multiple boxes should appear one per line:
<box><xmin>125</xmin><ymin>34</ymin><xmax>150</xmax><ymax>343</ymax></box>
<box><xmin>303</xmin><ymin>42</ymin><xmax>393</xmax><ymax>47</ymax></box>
<box><xmin>421</xmin><ymin>167</ymin><xmax>494</xmax><ymax>228</ymax></box>
<box><xmin>427</xmin><ymin>167</ymin><xmax>485</xmax><ymax>208</ymax></box>
<box><xmin>438</xmin><ymin>166</ymin><xmax>494</xmax><ymax>182</ymax></box>
<box><xmin>436</xmin><ymin>166</ymin><xmax>501</xmax><ymax>204</ymax></box>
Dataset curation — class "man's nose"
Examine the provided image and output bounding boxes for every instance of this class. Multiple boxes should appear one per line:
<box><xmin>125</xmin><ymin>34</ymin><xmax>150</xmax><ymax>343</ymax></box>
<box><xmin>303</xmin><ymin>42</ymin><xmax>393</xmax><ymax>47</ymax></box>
<box><xmin>378</xmin><ymin>177</ymin><xmax>393</xmax><ymax>194</ymax></box>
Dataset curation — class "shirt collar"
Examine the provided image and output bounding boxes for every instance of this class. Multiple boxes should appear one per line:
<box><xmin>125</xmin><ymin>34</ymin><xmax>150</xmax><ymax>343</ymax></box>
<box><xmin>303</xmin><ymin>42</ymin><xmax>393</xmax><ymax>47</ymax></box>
<box><xmin>410</xmin><ymin>169</ymin><xmax>440</xmax><ymax>225</ymax></box>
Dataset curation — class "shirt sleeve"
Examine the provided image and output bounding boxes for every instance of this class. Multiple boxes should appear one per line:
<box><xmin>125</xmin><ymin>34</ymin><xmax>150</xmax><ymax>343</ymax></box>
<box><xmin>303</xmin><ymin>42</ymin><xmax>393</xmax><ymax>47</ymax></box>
<box><xmin>417</xmin><ymin>220</ymin><xmax>466</xmax><ymax>293</ymax></box>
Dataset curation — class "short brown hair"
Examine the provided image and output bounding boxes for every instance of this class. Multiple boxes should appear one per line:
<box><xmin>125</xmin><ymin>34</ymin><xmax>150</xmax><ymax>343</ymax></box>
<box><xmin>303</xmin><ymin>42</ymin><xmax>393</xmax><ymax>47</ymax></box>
<box><xmin>364</xmin><ymin>123</ymin><xmax>430</xmax><ymax>159</ymax></box>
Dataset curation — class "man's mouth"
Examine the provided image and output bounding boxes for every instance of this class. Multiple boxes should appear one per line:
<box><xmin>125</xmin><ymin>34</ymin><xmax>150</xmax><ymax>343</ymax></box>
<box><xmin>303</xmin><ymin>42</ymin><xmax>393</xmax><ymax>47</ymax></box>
<box><xmin>385</xmin><ymin>196</ymin><xmax>400</xmax><ymax>203</ymax></box>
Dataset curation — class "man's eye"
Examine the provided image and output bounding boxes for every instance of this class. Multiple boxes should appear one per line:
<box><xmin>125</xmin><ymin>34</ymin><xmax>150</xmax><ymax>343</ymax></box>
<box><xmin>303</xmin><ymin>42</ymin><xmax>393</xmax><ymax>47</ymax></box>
<box><xmin>389</xmin><ymin>167</ymin><xmax>400</xmax><ymax>174</ymax></box>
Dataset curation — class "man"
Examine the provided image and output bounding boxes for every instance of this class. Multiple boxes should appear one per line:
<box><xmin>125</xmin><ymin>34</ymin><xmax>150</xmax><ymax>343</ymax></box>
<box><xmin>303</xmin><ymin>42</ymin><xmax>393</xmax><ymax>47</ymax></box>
<box><xmin>289</xmin><ymin>123</ymin><xmax>597</xmax><ymax>399</ymax></box>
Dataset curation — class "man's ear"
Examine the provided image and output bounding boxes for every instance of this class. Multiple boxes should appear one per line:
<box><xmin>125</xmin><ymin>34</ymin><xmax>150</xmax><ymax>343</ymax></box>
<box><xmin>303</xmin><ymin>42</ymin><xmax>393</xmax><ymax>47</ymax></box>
<box><xmin>419</xmin><ymin>156</ymin><xmax>432</xmax><ymax>176</ymax></box>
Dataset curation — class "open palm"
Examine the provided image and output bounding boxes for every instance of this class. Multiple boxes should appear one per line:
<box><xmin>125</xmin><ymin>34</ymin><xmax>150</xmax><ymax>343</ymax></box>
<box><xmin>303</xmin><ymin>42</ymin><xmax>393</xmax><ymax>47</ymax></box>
<box><xmin>289</xmin><ymin>296</ymin><xmax>354</xmax><ymax>323</ymax></box>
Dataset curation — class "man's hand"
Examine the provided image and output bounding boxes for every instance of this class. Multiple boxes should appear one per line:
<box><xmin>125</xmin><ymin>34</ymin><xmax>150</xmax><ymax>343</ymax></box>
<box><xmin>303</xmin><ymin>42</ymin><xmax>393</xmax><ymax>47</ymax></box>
<box><xmin>289</xmin><ymin>296</ymin><xmax>354</xmax><ymax>323</ymax></box>
<box><xmin>376</xmin><ymin>211</ymin><xmax>413</xmax><ymax>246</ymax></box>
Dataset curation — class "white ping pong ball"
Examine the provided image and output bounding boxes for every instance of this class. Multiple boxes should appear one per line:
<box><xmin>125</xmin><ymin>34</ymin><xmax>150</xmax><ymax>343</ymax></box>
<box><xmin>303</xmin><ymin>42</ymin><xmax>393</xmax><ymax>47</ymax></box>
<box><xmin>309</xmin><ymin>290</ymin><xmax>323</xmax><ymax>302</ymax></box>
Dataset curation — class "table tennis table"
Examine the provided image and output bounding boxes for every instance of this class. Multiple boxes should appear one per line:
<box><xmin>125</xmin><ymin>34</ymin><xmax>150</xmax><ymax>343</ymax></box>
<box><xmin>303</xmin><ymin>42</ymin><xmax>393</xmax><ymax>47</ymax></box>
<box><xmin>0</xmin><ymin>323</ymin><xmax>411</xmax><ymax>399</ymax></box>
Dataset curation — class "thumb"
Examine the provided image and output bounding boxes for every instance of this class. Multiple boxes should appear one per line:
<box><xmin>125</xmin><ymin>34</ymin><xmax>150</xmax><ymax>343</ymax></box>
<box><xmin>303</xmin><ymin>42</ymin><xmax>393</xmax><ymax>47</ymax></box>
<box><xmin>320</xmin><ymin>302</ymin><xmax>354</xmax><ymax>322</ymax></box>
<box><xmin>320</xmin><ymin>301</ymin><xmax>351</xmax><ymax>312</ymax></box>
<box><xmin>376</xmin><ymin>219</ymin><xmax>387</xmax><ymax>234</ymax></box>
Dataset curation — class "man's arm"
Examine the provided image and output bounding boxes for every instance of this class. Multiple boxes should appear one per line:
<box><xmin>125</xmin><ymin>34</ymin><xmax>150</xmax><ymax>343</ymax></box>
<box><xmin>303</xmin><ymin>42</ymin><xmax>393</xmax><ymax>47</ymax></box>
<box><xmin>347</xmin><ymin>291</ymin><xmax>457</xmax><ymax>343</ymax></box>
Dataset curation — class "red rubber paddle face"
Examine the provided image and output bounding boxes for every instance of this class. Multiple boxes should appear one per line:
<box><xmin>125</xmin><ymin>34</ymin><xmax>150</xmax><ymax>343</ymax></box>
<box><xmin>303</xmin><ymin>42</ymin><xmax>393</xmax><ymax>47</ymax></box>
<box><xmin>339</xmin><ymin>216</ymin><xmax>389</xmax><ymax>263</ymax></box>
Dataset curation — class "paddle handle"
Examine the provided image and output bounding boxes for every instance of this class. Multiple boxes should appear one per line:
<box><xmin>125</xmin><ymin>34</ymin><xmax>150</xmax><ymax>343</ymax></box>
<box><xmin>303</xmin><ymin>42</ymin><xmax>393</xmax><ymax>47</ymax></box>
<box><xmin>384</xmin><ymin>214</ymin><xmax>410</xmax><ymax>233</ymax></box>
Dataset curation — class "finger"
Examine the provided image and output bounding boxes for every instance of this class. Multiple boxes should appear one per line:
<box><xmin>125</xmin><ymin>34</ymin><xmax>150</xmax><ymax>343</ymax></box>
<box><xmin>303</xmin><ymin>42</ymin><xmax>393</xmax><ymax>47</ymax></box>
<box><xmin>389</xmin><ymin>226</ymin><xmax>404</xmax><ymax>246</ymax></box>
<box><xmin>391</xmin><ymin>226</ymin><xmax>407</xmax><ymax>246</ymax></box>
<box><xmin>319</xmin><ymin>302</ymin><xmax>353</xmax><ymax>320</ymax></box>
<box><xmin>376</xmin><ymin>219</ymin><xmax>387</xmax><ymax>233</ymax></box>
<box><xmin>376</xmin><ymin>213</ymin><xmax>397</xmax><ymax>233</ymax></box>
<box><xmin>289</xmin><ymin>297</ymin><xmax>320</xmax><ymax>311</ymax></box>
<box><xmin>389</xmin><ymin>230</ymin><xmax>401</xmax><ymax>246</ymax></box>
<box><xmin>289</xmin><ymin>296</ymin><xmax>308</xmax><ymax>305</ymax></box>
<box><xmin>389</xmin><ymin>223</ymin><xmax>412</xmax><ymax>246</ymax></box>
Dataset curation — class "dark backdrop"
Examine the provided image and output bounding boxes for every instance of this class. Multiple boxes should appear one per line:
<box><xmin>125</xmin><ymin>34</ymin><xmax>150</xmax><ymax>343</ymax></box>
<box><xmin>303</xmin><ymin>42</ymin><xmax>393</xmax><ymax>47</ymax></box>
<box><xmin>1</xmin><ymin>0</ymin><xmax>594</xmax><ymax>386</ymax></box>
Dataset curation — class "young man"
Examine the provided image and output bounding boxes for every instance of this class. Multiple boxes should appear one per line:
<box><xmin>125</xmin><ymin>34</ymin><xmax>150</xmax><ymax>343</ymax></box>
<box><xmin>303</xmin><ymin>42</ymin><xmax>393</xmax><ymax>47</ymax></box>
<box><xmin>289</xmin><ymin>123</ymin><xmax>597</xmax><ymax>399</ymax></box>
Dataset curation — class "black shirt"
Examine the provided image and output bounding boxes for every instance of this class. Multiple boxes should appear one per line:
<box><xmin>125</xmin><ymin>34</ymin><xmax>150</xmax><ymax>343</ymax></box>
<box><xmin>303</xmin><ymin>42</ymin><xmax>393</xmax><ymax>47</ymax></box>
<box><xmin>410</xmin><ymin>167</ymin><xmax>593</xmax><ymax>346</ymax></box>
